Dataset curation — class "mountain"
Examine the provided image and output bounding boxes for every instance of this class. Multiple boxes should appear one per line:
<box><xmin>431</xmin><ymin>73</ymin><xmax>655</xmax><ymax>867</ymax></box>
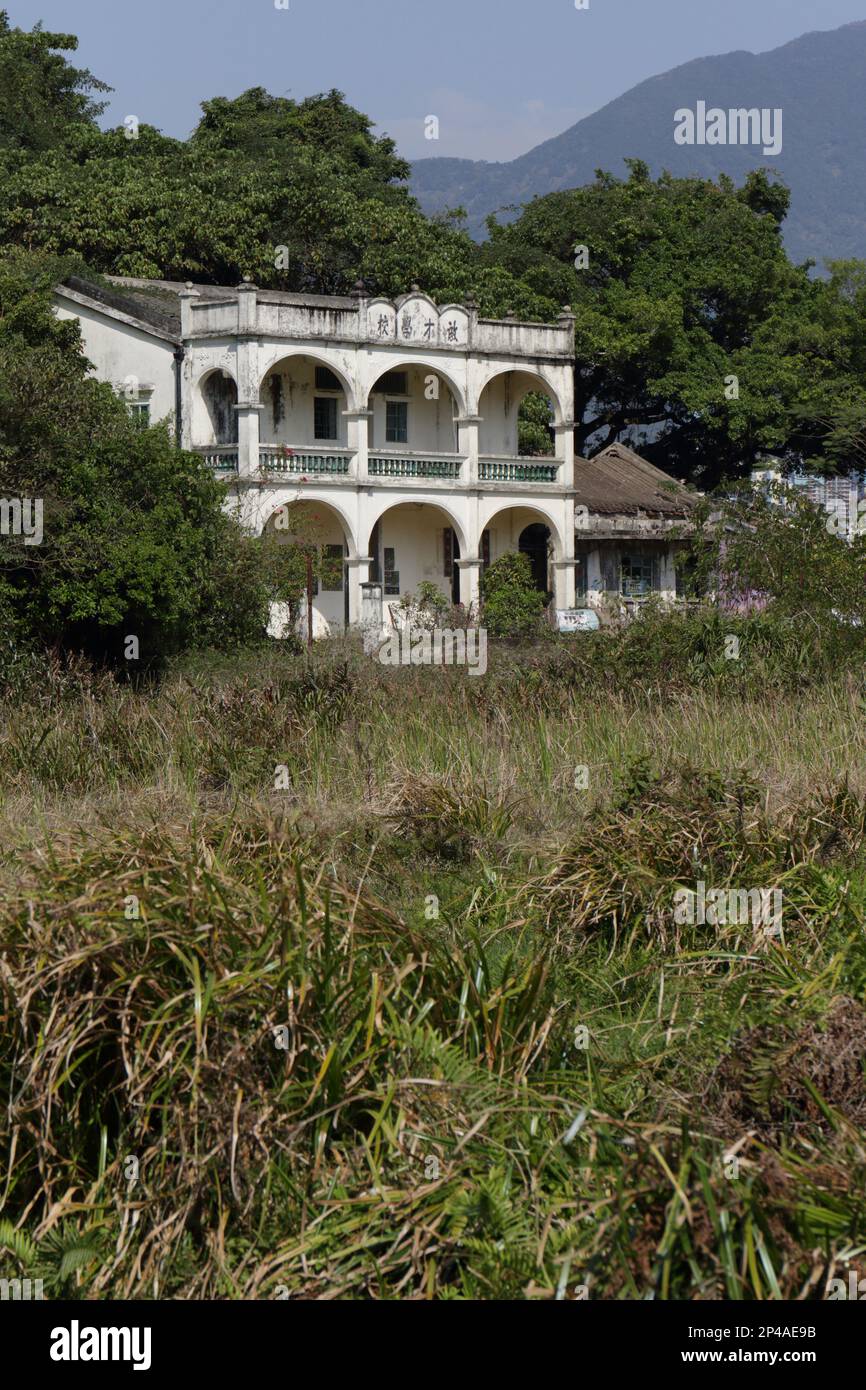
<box><xmin>408</xmin><ymin>21</ymin><xmax>866</xmax><ymax>267</ymax></box>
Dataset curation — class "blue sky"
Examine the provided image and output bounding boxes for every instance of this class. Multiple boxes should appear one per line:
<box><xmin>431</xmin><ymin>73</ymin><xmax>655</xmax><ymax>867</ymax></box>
<box><xmin>8</xmin><ymin>0</ymin><xmax>866</xmax><ymax>161</ymax></box>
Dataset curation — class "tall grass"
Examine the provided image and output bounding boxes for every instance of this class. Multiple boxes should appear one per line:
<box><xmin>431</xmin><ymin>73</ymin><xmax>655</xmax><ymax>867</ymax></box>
<box><xmin>2</xmin><ymin>625</ymin><xmax>866</xmax><ymax>1299</ymax></box>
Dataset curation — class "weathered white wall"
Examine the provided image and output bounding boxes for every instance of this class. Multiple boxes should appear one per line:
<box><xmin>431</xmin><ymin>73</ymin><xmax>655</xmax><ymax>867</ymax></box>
<box><xmin>54</xmin><ymin>297</ymin><xmax>177</xmax><ymax>427</ymax></box>
<box><xmin>374</xmin><ymin>505</ymin><xmax>455</xmax><ymax>606</ymax></box>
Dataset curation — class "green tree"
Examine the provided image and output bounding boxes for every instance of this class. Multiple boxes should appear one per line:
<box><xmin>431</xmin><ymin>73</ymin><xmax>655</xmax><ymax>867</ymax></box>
<box><xmin>0</xmin><ymin>9</ymin><xmax>109</xmax><ymax>153</ymax></box>
<box><xmin>689</xmin><ymin>480</ymin><xmax>866</xmax><ymax>629</ymax></box>
<box><xmin>482</xmin><ymin>162</ymin><xmax>866</xmax><ymax>486</ymax></box>
<box><xmin>518</xmin><ymin>392</ymin><xmax>555</xmax><ymax>456</ymax></box>
<box><xmin>0</xmin><ymin>20</ymin><xmax>548</xmax><ymax>311</ymax></box>
<box><xmin>0</xmin><ymin>247</ymin><xmax>266</xmax><ymax>666</ymax></box>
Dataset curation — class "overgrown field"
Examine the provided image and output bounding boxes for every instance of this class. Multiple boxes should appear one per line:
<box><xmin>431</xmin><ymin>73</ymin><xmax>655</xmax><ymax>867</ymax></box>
<box><xmin>2</xmin><ymin>617</ymin><xmax>866</xmax><ymax>1299</ymax></box>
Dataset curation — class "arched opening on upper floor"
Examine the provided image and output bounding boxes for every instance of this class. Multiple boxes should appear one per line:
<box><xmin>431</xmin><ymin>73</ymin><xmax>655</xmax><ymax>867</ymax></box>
<box><xmin>195</xmin><ymin>368</ymin><xmax>238</xmax><ymax>446</ymax></box>
<box><xmin>477</xmin><ymin>369</ymin><xmax>563</xmax><ymax>460</ymax></box>
<box><xmin>260</xmin><ymin>354</ymin><xmax>352</xmax><ymax>451</ymax></box>
<box><xmin>364</xmin><ymin>363</ymin><xmax>462</xmax><ymax>459</ymax></box>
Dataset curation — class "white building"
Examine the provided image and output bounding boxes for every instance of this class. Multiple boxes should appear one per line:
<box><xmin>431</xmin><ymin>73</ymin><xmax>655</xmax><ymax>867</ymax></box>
<box><xmin>752</xmin><ymin>458</ymin><xmax>863</xmax><ymax>541</ymax></box>
<box><xmin>53</xmin><ymin>275</ymin><xmax>694</xmax><ymax>633</ymax></box>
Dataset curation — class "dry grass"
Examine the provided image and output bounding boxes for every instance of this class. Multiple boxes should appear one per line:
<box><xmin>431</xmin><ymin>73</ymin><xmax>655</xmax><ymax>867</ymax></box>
<box><xmin>2</xmin><ymin>641</ymin><xmax>866</xmax><ymax>1299</ymax></box>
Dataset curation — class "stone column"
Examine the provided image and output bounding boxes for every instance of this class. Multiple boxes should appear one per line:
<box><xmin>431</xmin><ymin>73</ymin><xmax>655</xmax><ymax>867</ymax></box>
<box><xmin>234</xmin><ymin>279</ymin><xmax>262</xmax><ymax>478</ymax></box>
<box><xmin>234</xmin><ymin>403</ymin><xmax>265</xmax><ymax>479</ymax></box>
<box><xmin>359</xmin><ymin>574</ymin><xmax>384</xmax><ymax>649</ymax></box>
<box><xmin>456</xmin><ymin>416</ymin><xmax>481</xmax><ymax>484</ymax></box>
<box><xmin>554</xmin><ymin>419</ymin><xmax>575</xmax><ymax>487</ymax></box>
<box><xmin>660</xmin><ymin>544</ymin><xmax>678</xmax><ymax>602</ymax></box>
<box><xmin>586</xmin><ymin>548</ymin><xmax>603</xmax><ymax>608</ymax></box>
<box><xmin>457</xmin><ymin>557</ymin><xmax>482</xmax><ymax>616</ymax></box>
<box><xmin>347</xmin><ymin>556</ymin><xmax>372</xmax><ymax>626</ymax></box>
<box><xmin>345</xmin><ymin>409</ymin><xmax>372</xmax><ymax>482</ymax></box>
<box><xmin>178</xmin><ymin>284</ymin><xmax>200</xmax><ymax>451</ymax></box>
<box><xmin>553</xmin><ymin>559</ymin><xmax>577</xmax><ymax>612</ymax></box>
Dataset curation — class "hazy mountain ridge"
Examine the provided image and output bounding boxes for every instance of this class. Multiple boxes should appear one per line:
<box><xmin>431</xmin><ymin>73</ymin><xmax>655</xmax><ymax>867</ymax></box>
<box><xmin>409</xmin><ymin>21</ymin><xmax>866</xmax><ymax>265</ymax></box>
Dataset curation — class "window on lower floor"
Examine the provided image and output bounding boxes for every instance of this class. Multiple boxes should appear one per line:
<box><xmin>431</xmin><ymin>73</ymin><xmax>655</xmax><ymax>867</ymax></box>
<box><xmin>383</xmin><ymin>545</ymin><xmax>400</xmax><ymax>595</ymax></box>
<box><xmin>320</xmin><ymin>544</ymin><xmax>345</xmax><ymax>592</ymax></box>
<box><xmin>621</xmin><ymin>553</ymin><xmax>658</xmax><ymax>599</ymax></box>
<box><xmin>386</xmin><ymin>401</ymin><xmax>408</xmax><ymax>444</ymax></box>
<box><xmin>129</xmin><ymin>401</ymin><xmax>150</xmax><ymax>429</ymax></box>
<box><xmin>314</xmin><ymin>396</ymin><xmax>338</xmax><ymax>440</ymax></box>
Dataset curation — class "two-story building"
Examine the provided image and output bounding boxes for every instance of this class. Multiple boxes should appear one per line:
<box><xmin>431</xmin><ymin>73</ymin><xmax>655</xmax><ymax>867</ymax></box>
<box><xmin>53</xmin><ymin>274</ymin><xmax>694</xmax><ymax>633</ymax></box>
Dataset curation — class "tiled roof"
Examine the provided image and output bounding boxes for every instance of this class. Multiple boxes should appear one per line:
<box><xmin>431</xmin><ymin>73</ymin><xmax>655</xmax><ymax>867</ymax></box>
<box><xmin>108</xmin><ymin>277</ymin><xmax>357</xmax><ymax>321</ymax></box>
<box><xmin>61</xmin><ymin>276</ymin><xmax>360</xmax><ymax>338</ymax></box>
<box><xmin>575</xmin><ymin>443</ymin><xmax>696</xmax><ymax>517</ymax></box>
<box><xmin>62</xmin><ymin>276</ymin><xmax>183</xmax><ymax>339</ymax></box>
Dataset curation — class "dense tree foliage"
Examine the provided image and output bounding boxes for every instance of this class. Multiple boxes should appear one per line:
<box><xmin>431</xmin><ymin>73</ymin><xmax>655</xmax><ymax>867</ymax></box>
<box><xmin>689</xmin><ymin>480</ymin><xmax>866</xmax><ymax>632</ymax></box>
<box><xmin>0</xmin><ymin>9</ymin><xmax>108</xmax><ymax>152</ymax></box>
<box><xmin>482</xmin><ymin>161</ymin><xmax>866</xmax><ymax>485</ymax></box>
<box><xmin>0</xmin><ymin>247</ymin><xmax>265</xmax><ymax>665</ymax></box>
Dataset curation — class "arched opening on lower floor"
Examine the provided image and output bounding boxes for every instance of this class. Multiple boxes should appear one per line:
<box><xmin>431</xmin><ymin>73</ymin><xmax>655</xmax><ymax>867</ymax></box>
<box><xmin>480</xmin><ymin>505</ymin><xmax>564</xmax><ymax>608</ymax></box>
<box><xmin>366</xmin><ymin>501</ymin><xmax>468</xmax><ymax>617</ymax></box>
<box><xmin>519</xmin><ymin>523</ymin><xmax>552</xmax><ymax>596</ymax></box>
<box><xmin>262</xmin><ymin>499</ymin><xmax>353</xmax><ymax>636</ymax></box>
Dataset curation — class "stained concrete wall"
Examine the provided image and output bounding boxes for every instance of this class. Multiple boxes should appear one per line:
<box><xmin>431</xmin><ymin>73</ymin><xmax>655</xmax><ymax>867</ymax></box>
<box><xmin>53</xmin><ymin>295</ymin><xmax>177</xmax><ymax>428</ymax></box>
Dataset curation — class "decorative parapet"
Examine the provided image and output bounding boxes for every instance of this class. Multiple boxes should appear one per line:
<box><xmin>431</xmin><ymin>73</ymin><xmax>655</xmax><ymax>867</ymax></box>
<box><xmin>183</xmin><ymin>282</ymin><xmax>574</xmax><ymax>360</ymax></box>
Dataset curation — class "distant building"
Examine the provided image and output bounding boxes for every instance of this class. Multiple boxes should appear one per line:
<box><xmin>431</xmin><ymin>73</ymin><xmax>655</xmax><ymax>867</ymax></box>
<box><xmin>752</xmin><ymin>459</ymin><xmax>864</xmax><ymax>540</ymax></box>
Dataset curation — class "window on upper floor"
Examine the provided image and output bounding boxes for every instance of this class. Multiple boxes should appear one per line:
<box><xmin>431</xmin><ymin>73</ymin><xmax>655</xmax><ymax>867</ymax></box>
<box><xmin>314</xmin><ymin>397</ymin><xmax>338</xmax><ymax>440</ymax></box>
<box><xmin>118</xmin><ymin>382</ymin><xmax>153</xmax><ymax>429</ymax></box>
<box><xmin>386</xmin><ymin>401</ymin><xmax>408</xmax><ymax>444</ymax></box>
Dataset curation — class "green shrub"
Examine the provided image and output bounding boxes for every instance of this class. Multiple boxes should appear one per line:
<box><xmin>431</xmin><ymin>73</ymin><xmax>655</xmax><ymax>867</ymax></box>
<box><xmin>480</xmin><ymin>550</ymin><xmax>547</xmax><ymax>639</ymax></box>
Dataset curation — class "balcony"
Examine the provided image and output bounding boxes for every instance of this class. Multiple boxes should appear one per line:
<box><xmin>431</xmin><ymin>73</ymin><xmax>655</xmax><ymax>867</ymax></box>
<box><xmin>196</xmin><ymin>444</ymin><xmax>238</xmax><ymax>472</ymax></box>
<box><xmin>259</xmin><ymin>445</ymin><xmax>352</xmax><ymax>477</ymax></box>
<box><xmin>195</xmin><ymin>444</ymin><xmax>567</xmax><ymax>488</ymax></box>
<box><xmin>479</xmin><ymin>457</ymin><xmax>561</xmax><ymax>484</ymax></box>
<box><xmin>369</xmin><ymin>451</ymin><xmax>463</xmax><ymax>480</ymax></box>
